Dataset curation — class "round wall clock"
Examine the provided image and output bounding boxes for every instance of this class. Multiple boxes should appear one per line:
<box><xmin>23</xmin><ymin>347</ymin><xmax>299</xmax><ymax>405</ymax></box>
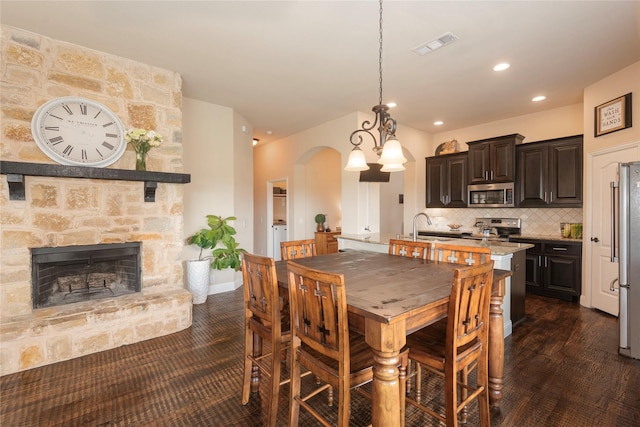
<box><xmin>31</xmin><ymin>96</ymin><xmax>126</xmax><ymax>167</ymax></box>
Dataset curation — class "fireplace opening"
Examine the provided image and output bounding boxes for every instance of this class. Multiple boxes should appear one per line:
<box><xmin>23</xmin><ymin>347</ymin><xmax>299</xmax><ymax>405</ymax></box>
<box><xmin>31</xmin><ymin>242</ymin><xmax>141</xmax><ymax>309</ymax></box>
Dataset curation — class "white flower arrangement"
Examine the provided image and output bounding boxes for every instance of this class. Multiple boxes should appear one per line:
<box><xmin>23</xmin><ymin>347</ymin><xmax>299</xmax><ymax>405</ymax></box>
<box><xmin>125</xmin><ymin>128</ymin><xmax>163</xmax><ymax>155</ymax></box>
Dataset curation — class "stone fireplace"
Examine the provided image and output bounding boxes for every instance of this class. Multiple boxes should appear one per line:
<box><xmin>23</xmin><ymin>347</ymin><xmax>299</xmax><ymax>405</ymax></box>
<box><xmin>1</xmin><ymin>26</ymin><xmax>193</xmax><ymax>376</ymax></box>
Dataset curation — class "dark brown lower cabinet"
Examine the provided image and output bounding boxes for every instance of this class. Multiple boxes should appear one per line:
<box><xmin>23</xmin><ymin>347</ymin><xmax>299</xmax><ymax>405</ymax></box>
<box><xmin>510</xmin><ymin>238</ymin><xmax>582</xmax><ymax>302</ymax></box>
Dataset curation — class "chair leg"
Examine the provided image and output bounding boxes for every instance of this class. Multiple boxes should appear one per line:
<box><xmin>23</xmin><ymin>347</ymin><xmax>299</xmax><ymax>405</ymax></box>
<box><xmin>337</xmin><ymin>384</ymin><xmax>350</xmax><ymax>427</ymax></box>
<box><xmin>415</xmin><ymin>363</ymin><xmax>422</xmax><ymax>402</ymax></box>
<box><xmin>460</xmin><ymin>366</ymin><xmax>468</xmax><ymax>424</ymax></box>
<box><xmin>444</xmin><ymin>363</ymin><xmax>459</xmax><ymax>427</ymax></box>
<box><xmin>399</xmin><ymin>354</ymin><xmax>408</xmax><ymax>427</ymax></box>
<box><xmin>289</xmin><ymin>347</ymin><xmax>302</xmax><ymax>427</ymax></box>
<box><xmin>241</xmin><ymin>327</ymin><xmax>253</xmax><ymax>404</ymax></box>
<box><xmin>267</xmin><ymin>341</ymin><xmax>282</xmax><ymax>427</ymax></box>
<box><xmin>477</xmin><ymin>354</ymin><xmax>491</xmax><ymax>427</ymax></box>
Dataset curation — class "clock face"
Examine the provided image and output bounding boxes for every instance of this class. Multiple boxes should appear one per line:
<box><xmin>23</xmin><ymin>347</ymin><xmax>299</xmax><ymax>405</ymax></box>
<box><xmin>31</xmin><ymin>97</ymin><xmax>126</xmax><ymax>167</ymax></box>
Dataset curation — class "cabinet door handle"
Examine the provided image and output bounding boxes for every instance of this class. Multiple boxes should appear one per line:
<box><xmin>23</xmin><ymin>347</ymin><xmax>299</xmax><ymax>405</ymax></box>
<box><xmin>491</xmin><ymin>170</ymin><xmax>494</xmax><ymax>180</ymax></box>
<box><xmin>551</xmin><ymin>247</ymin><xmax>568</xmax><ymax>251</ymax></box>
<box><xmin>538</xmin><ymin>255</ymin><xmax>542</xmax><ymax>266</ymax></box>
<box><xmin>545</xmin><ymin>256</ymin><xmax>548</xmax><ymax>267</ymax></box>
<box><xmin>544</xmin><ymin>191</ymin><xmax>547</xmax><ymax>202</ymax></box>
<box><xmin>550</xmin><ymin>191</ymin><xmax>553</xmax><ymax>202</ymax></box>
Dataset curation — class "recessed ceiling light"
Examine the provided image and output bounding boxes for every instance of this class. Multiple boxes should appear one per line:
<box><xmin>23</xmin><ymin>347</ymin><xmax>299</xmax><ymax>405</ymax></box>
<box><xmin>387</xmin><ymin>102</ymin><xmax>397</xmax><ymax>108</ymax></box>
<box><xmin>252</xmin><ymin>138</ymin><xmax>259</xmax><ymax>146</ymax></box>
<box><xmin>532</xmin><ymin>95</ymin><xmax>546</xmax><ymax>102</ymax></box>
<box><xmin>434</xmin><ymin>121</ymin><xmax>444</xmax><ymax>126</ymax></box>
<box><xmin>493</xmin><ymin>63</ymin><xmax>510</xmax><ymax>72</ymax></box>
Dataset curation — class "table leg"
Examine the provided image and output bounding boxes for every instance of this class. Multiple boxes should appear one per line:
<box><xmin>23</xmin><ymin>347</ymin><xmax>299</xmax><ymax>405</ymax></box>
<box><xmin>371</xmin><ymin>350</ymin><xmax>401</xmax><ymax>427</ymax></box>
<box><xmin>488</xmin><ymin>290</ymin><xmax>505</xmax><ymax>407</ymax></box>
<box><xmin>366</xmin><ymin>320</ymin><xmax>405</xmax><ymax>427</ymax></box>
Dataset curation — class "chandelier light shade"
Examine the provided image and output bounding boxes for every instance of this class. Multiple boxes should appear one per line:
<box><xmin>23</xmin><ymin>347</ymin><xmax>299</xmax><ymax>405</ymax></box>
<box><xmin>346</xmin><ymin>0</ymin><xmax>407</xmax><ymax>172</ymax></box>
<box><xmin>344</xmin><ymin>146</ymin><xmax>369</xmax><ymax>171</ymax></box>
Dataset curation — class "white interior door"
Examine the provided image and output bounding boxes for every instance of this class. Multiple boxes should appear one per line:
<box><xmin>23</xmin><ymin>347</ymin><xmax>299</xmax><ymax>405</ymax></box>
<box><xmin>588</xmin><ymin>143</ymin><xmax>640</xmax><ymax>315</ymax></box>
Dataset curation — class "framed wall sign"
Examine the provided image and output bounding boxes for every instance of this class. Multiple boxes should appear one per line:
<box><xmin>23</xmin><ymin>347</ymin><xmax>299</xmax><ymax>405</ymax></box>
<box><xmin>594</xmin><ymin>92</ymin><xmax>632</xmax><ymax>137</ymax></box>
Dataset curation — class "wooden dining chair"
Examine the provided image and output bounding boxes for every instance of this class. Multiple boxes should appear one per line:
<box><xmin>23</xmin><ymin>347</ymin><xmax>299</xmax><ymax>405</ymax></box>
<box><xmin>281</xmin><ymin>239</ymin><xmax>317</xmax><ymax>260</ymax></box>
<box><xmin>287</xmin><ymin>261</ymin><xmax>408</xmax><ymax>426</ymax></box>
<box><xmin>241</xmin><ymin>252</ymin><xmax>291</xmax><ymax>427</ymax></box>
<box><xmin>433</xmin><ymin>242</ymin><xmax>491</xmax><ymax>266</ymax></box>
<box><xmin>405</xmin><ymin>261</ymin><xmax>494</xmax><ymax>427</ymax></box>
<box><xmin>388</xmin><ymin>239</ymin><xmax>432</xmax><ymax>260</ymax></box>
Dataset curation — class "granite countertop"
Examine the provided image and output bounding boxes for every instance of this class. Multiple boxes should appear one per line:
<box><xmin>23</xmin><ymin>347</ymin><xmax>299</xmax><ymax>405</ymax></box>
<box><xmin>415</xmin><ymin>229</ymin><xmax>583</xmax><ymax>243</ymax></box>
<box><xmin>337</xmin><ymin>233</ymin><xmax>533</xmax><ymax>256</ymax></box>
<box><xmin>509</xmin><ymin>234</ymin><xmax>582</xmax><ymax>243</ymax></box>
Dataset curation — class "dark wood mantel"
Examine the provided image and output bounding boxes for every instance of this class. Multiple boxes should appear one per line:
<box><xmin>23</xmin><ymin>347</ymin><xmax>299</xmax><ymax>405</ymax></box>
<box><xmin>0</xmin><ymin>161</ymin><xmax>191</xmax><ymax>202</ymax></box>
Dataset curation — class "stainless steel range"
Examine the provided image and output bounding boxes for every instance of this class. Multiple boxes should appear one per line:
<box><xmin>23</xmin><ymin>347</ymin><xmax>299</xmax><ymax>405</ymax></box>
<box><xmin>464</xmin><ymin>217</ymin><xmax>522</xmax><ymax>241</ymax></box>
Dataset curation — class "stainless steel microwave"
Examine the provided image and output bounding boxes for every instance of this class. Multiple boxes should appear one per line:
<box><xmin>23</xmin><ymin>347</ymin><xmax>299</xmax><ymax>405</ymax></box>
<box><xmin>468</xmin><ymin>182</ymin><xmax>515</xmax><ymax>207</ymax></box>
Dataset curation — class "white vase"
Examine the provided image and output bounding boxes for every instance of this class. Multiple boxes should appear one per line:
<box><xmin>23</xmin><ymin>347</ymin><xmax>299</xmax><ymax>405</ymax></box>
<box><xmin>186</xmin><ymin>259</ymin><xmax>210</xmax><ymax>304</ymax></box>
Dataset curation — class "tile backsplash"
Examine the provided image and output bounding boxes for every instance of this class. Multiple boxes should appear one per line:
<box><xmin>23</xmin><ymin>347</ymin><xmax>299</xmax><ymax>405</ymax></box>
<box><xmin>422</xmin><ymin>207</ymin><xmax>583</xmax><ymax>236</ymax></box>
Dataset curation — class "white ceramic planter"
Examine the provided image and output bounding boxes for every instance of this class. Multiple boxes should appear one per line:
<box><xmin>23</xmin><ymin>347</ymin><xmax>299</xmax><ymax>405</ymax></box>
<box><xmin>186</xmin><ymin>259</ymin><xmax>210</xmax><ymax>304</ymax></box>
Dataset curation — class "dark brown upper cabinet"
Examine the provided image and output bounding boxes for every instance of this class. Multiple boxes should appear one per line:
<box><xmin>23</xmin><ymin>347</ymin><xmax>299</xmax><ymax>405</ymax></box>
<box><xmin>467</xmin><ymin>134</ymin><xmax>524</xmax><ymax>184</ymax></box>
<box><xmin>425</xmin><ymin>152</ymin><xmax>468</xmax><ymax>208</ymax></box>
<box><xmin>516</xmin><ymin>135</ymin><xmax>583</xmax><ymax>207</ymax></box>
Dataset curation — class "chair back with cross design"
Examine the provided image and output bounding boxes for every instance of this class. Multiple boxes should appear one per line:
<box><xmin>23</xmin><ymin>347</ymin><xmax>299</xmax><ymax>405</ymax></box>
<box><xmin>241</xmin><ymin>252</ymin><xmax>289</xmax><ymax>427</ymax></box>
<box><xmin>388</xmin><ymin>239</ymin><xmax>432</xmax><ymax>260</ymax></box>
<box><xmin>287</xmin><ymin>260</ymin><xmax>379</xmax><ymax>426</ymax></box>
<box><xmin>281</xmin><ymin>239</ymin><xmax>317</xmax><ymax>261</ymax></box>
<box><xmin>433</xmin><ymin>242</ymin><xmax>491</xmax><ymax>266</ymax></box>
<box><xmin>404</xmin><ymin>261</ymin><xmax>494</xmax><ymax>426</ymax></box>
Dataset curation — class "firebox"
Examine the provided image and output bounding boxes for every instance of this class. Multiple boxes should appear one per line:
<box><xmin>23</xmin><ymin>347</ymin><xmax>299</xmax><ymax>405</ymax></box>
<box><xmin>31</xmin><ymin>242</ymin><xmax>142</xmax><ymax>309</ymax></box>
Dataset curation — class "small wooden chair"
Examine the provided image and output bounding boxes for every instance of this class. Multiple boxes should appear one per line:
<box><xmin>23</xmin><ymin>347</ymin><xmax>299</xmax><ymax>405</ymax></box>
<box><xmin>240</xmin><ymin>252</ymin><xmax>290</xmax><ymax>427</ymax></box>
<box><xmin>287</xmin><ymin>261</ymin><xmax>408</xmax><ymax>426</ymax></box>
<box><xmin>388</xmin><ymin>239</ymin><xmax>432</xmax><ymax>260</ymax></box>
<box><xmin>281</xmin><ymin>239</ymin><xmax>317</xmax><ymax>260</ymax></box>
<box><xmin>405</xmin><ymin>261</ymin><xmax>494</xmax><ymax>427</ymax></box>
<box><xmin>433</xmin><ymin>242</ymin><xmax>491</xmax><ymax>266</ymax></box>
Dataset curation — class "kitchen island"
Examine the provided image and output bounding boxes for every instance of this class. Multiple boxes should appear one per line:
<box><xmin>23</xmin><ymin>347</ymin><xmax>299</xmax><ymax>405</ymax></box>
<box><xmin>337</xmin><ymin>233</ymin><xmax>533</xmax><ymax>337</ymax></box>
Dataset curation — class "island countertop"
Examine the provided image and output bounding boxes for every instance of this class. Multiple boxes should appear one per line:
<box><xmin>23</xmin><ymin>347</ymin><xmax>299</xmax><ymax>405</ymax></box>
<box><xmin>337</xmin><ymin>233</ymin><xmax>533</xmax><ymax>256</ymax></box>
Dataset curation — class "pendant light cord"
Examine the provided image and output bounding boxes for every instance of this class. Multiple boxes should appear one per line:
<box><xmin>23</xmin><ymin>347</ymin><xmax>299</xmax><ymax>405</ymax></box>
<box><xmin>378</xmin><ymin>0</ymin><xmax>384</xmax><ymax>106</ymax></box>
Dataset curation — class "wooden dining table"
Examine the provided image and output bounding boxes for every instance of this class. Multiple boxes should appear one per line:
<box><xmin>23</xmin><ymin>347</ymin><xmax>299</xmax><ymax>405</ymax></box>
<box><xmin>274</xmin><ymin>250</ymin><xmax>509</xmax><ymax>427</ymax></box>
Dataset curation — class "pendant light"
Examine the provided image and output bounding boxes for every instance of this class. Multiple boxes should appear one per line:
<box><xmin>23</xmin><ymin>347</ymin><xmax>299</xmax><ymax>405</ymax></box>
<box><xmin>345</xmin><ymin>0</ymin><xmax>406</xmax><ymax>172</ymax></box>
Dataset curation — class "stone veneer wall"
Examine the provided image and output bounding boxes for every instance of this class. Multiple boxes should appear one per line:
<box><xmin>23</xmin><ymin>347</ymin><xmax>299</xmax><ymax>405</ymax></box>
<box><xmin>0</xmin><ymin>26</ymin><xmax>192</xmax><ymax>375</ymax></box>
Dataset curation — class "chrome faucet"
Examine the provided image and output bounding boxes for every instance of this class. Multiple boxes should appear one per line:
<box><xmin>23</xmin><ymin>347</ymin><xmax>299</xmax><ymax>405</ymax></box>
<box><xmin>412</xmin><ymin>212</ymin><xmax>432</xmax><ymax>242</ymax></box>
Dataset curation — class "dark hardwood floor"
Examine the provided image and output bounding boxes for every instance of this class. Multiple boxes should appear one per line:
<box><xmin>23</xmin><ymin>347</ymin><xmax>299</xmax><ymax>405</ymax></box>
<box><xmin>2</xmin><ymin>288</ymin><xmax>639</xmax><ymax>426</ymax></box>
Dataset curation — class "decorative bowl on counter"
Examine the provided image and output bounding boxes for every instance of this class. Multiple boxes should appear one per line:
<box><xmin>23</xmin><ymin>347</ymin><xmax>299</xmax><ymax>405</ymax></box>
<box><xmin>447</xmin><ymin>224</ymin><xmax>463</xmax><ymax>231</ymax></box>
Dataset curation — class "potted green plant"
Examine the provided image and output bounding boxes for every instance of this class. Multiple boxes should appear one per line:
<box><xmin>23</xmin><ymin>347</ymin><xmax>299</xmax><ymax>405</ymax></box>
<box><xmin>186</xmin><ymin>215</ymin><xmax>245</xmax><ymax>304</ymax></box>
<box><xmin>315</xmin><ymin>213</ymin><xmax>326</xmax><ymax>232</ymax></box>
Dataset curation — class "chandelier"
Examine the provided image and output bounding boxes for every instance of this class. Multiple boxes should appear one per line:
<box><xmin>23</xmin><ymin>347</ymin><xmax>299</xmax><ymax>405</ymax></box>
<box><xmin>345</xmin><ymin>0</ymin><xmax>407</xmax><ymax>173</ymax></box>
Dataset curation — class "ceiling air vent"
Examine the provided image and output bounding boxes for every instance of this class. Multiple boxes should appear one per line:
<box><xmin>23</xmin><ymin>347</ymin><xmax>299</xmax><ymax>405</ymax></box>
<box><xmin>412</xmin><ymin>32</ymin><xmax>459</xmax><ymax>56</ymax></box>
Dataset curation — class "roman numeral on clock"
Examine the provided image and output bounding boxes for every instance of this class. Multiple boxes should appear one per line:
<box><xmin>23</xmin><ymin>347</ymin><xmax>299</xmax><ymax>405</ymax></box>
<box><xmin>62</xmin><ymin>145</ymin><xmax>73</xmax><ymax>155</ymax></box>
<box><xmin>81</xmin><ymin>149</ymin><xmax>88</xmax><ymax>160</ymax></box>
<box><xmin>102</xmin><ymin>141</ymin><xmax>114</xmax><ymax>150</ymax></box>
<box><xmin>49</xmin><ymin>136</ymin><xmax>64</xmax><ymax>145</ymax></box>
<box><xmin>45</xmin><ymin>126</ymin><xmax>60</xmax><ymax>131</ymax></box>
<box><xmin>62</xmin><ymin>105</ymin><xmax>73</xmax><ymax>115</ymax></box>
<box><xmin>80</xmin><ymin>104</ymin><xmax>87</xmax><ymax>115</ymax></box>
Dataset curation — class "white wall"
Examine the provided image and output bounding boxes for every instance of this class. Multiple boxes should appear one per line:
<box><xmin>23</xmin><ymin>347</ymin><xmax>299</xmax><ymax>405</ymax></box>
<box><xmin>432</xmin><ymin>103</ymin><xmax>584</xmax><ymax>148</ymax></box>
<box><xmin>253</xmin><ymin>111</ymin><xmax>432</xmax><ymax>256</ymax></box>
<box><xmin>582</xmin><ymin>61</ymin><xmax>640</xmax><ymax>306</ymax></box>
<box><xmin>182</xmin><ymin>97</ymin><xmax>254</xmax><ymax>263</ymax></box>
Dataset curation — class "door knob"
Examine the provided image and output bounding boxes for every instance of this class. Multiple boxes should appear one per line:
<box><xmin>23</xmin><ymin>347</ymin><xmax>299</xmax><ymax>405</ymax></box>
<box><xmin>590</xmin><ymin>237</ymin><xmax>599</xmax><ymax>242</ymax></box>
